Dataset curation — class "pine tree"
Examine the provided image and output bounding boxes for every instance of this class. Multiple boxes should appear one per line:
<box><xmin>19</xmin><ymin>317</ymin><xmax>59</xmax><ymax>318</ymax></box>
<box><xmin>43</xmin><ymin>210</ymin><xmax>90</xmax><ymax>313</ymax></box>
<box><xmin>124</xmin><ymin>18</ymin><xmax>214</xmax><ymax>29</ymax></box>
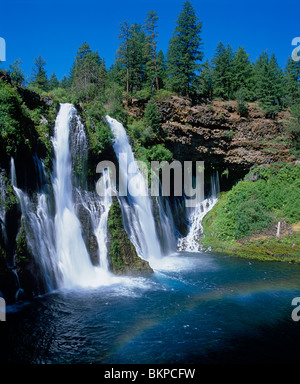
<box><xmin>232</xmin><ymin>46</ymin><xmax>254</xmax><ymax>99</ymax></box>
<box><xmin>117</xmin><ymin>21</ymin><xmax>131</xmax><ymax>93</ymax></box>
<box><xmin>166</xmin><ymin>0</ymin><xmax>203</xmax><ymax>97</ymax></box>
<box><xmin>212</xmin><ymin>42</ymin><xmax>234</xmax><ymax>99</ymax></box>
<box><xmin>128</xmin><ymin>23</ymin><xmax>148</xmax><ymax>93</ymax></box>
<box><xmin>197</xmin><ymin>59</ymin><xmax>213</xmax><ymax>99</ymax></box>
<box><xmin>156</xmin><ymin>50</ymin><xmax>167</xmax><ymax>89</ymax></box>
<box><xmin>71</xmin><ymin>42</ymin><xmax>106</xmax><ymax>101</ymax></box>
<box><xmin>60</xmin><ymin>75</ymin><xmax>71</xmax><ymax>89</ymax></box>
<box><xmin>48</xmin><ymin>72</ymin><xmax>59</xmax><ymax>90</ymax></box>
<box><xmin>9</xmin><ymin>59</ymin><xmax>25</xmax><ymax>86</ymax></box>
<box><xmin>283</xmin><ymin>57</ymin><xmax>300</xmax><ymax>107</ymax></box>
<box><xmin>254</xmin><ymin>51</ymin><xmax>284</xmax><ymax>118</ymax></box>
<box><xmin>29</xmin><ymin>56</ymin><xmax>48</xmax><ymax>91</ymax></box>
<box><xmin>116</xmin><ymin>22</ymin><xmax>148</xmax><ymax>94</ymax></box>
<box><xmin>145</xmin><ymin>10</ymin><xmax>159</xmax><ymax>91</ymax></box>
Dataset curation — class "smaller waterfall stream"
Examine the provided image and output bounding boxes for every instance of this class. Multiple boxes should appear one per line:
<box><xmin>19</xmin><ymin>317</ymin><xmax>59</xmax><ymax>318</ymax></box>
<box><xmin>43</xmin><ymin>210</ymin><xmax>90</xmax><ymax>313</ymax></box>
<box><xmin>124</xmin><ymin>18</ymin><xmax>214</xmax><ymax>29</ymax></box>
<box><xmin>177</xmin><ymin>172</ymin><xmax>220</xmax><ymax>252</ymax></box>
<box><xmin>11</xmin><ymin>157</ymin><xmax>59</xmax><ymax>291</ymax></box>
<box><xmin>75</xmin><ymin>169</ymin><xmax>112</xmax><ymax>272</ymax></box>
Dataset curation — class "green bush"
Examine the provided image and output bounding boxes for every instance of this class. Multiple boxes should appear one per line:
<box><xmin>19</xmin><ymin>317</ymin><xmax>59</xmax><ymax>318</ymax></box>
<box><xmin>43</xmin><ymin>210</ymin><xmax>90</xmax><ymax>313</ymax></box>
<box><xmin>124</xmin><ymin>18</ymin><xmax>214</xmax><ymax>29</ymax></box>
<box><xmin>0</xmin><ymin>81</ymin><xmax>32</xmax><ymax>157</ymax></box>
<box><xmin>144</xmin><ymin>99</ymin><xmax>161</xmax><ymax>137</ymax></box>
<box><xmin>153</xmin><ymin>89</ymin><xmax>173</xmax><ymax>101</ymax></box>
<box><xmin>207</xmin><ymin>163</ymin><xmax>300</xmax><ymax>240</ymax></box>
<box><xmin>135</xmin><ymin>88</ymin><xmax>151</xmax><ymax>101</ymax></box>
<box><xmin>49</xmin><ymin>87</ymin><xmax>71</xmax><ymax>103</ymax></box>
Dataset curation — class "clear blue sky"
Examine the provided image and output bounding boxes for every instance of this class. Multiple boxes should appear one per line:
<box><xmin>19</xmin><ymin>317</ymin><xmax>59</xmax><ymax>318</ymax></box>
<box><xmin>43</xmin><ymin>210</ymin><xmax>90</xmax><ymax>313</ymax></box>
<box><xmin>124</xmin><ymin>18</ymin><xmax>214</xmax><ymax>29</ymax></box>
<box><xmin>1</xmin><ymin>0</ymin><xmax>299</xmax><ymax>81</ymax></box>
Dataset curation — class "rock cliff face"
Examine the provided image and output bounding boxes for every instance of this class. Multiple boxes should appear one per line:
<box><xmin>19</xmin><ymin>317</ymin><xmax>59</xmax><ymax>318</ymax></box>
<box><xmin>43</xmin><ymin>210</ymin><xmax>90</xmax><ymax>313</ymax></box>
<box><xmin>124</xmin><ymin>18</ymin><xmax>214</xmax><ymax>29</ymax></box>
<box><xmin>126</xmin><ymin>96</ymin><xmax>295</xmax><ymax>175</ymax></box>
<box><xmin>156</xmin><ymin>97</ymin><xmax>295</xmax><ymax>171</ymax></box>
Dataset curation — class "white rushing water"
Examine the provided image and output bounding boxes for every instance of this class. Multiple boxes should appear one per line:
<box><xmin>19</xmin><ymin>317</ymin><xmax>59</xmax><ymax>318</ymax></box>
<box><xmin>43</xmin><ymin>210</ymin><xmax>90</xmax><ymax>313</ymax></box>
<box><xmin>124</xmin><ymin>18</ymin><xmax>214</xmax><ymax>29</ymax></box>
<box><xmin>177</xmin><ymin>197</ymin><xmax>218</xmax><ymax>252</ymax></box>
<box><xmin>76</xmin><ymin>168</ymin><xmax>112</xmax><ymax>272</ymax></box>
<box><xmin>52</xmin><ymin>103</ymin><xmax>113</xmax><ymax>288</ymax></box>
<box><xmin>106</xmin><ymin>116</ymin><xmax>163</xmax><ymax>263</ymax></box>
<box><xmin>177</xmin><ymin>172</ymin><xmax>220</xmax><ymax>252</ymax></box>
<box><xmin>156</xmin><ymin>195</ymin><xmax>177</xmax><ymax>256</ymax></box>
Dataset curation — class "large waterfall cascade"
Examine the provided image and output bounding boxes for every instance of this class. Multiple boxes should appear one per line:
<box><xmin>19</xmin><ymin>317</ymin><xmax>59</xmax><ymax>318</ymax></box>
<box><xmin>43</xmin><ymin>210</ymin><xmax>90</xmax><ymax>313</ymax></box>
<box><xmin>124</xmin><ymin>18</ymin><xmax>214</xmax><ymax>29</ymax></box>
<box><xmin>3</xmin><ymin>104</ymin><xmax>220</xmax><ymax>295</ymax></box>
<box><xmin>11</xmin><ymin>104</ymin><xmax>114</xmax><ymax>290</ymax></box>
<box><xmin>52</xmin><ymin>103</ymin><xmax>112</xmax><ymax>288</ymax></box>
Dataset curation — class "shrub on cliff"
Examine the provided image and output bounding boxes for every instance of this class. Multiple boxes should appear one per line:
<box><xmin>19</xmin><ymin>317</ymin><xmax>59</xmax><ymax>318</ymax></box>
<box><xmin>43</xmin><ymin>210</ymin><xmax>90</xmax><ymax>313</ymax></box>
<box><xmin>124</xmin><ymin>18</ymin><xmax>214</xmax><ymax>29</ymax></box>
<box><xmin>0</xmin><ymin>81</ymin><xmax>32</xmax><ymax>158</ymax></box>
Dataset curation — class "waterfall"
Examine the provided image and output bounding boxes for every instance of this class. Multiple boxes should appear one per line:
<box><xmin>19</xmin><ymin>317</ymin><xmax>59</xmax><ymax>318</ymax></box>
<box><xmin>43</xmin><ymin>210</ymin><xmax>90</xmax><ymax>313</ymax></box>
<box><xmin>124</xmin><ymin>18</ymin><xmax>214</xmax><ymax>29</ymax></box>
<box><xmin>8</xmin><ymin>103</ymin><xmax>114</xmax><ymax>292</ymax></box>
<box><xmin>106</xmin><ymin>116</ymin><xmax>162</xmax><ymax>263</ymax></box>
<box><xmin>177</xmin><ymin>171</ymin><xmax>220</xmax><ymax>252</ymax></box>
<box><xmin>75</xmin><ymin>169</ymin><xmax>112</xmax><ymax>272</ymax></box>
<box><xmin>52</xmin><ymin>103</ymin><xmax>111</xmax><ymax>288</ymax></box>
<box><xmin>0</xmin><ymin>173</ymin><xmax>8</xmax><ymax>246</ymax></box>
<box><xmin>11</xmin><ymin>157</ymin><xmax>59</xmax><ymax>291</ymax></box>
<box><xmin>156</xmin><ymin>195</ymin><xmax>177</xmax><ymax>255</ymax></box>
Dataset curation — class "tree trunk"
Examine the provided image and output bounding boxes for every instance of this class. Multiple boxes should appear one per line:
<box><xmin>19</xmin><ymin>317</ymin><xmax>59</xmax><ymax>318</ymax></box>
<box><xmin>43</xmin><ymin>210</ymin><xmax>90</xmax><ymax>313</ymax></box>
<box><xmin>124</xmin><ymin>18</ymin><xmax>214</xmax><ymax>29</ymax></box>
<box><xmin>126</xmin><ymin>67</ymin><xmax>129</xmax><ymax>94</ymax></box>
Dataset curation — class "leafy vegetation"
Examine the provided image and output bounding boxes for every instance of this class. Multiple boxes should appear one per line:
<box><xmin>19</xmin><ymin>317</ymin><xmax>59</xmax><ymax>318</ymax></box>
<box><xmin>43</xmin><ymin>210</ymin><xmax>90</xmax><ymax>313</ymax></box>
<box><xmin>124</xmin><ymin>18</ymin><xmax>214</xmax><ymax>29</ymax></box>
<box><xmin>201</xmin><ymin>163</ymin><xmax>300</xmax><ymax>262</ymax></box>
<box><xmin>0</xmin><ymin>81</ymin><xmax>32</xmax><ymax>157</ymax></box>
<box><xmin>204</xmin><ymin>164</ymin><xmax>300</xmax><ymax>241</ymax></box>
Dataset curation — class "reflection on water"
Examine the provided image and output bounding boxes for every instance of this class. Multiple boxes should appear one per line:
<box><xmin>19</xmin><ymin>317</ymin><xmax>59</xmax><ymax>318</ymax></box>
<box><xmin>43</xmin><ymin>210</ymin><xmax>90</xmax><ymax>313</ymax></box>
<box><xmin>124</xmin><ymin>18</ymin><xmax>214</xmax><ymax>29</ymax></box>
<box><xmin>1</xmin><ymin>252</ymin><xmax>300</xmax><ymax>364</ymax></box>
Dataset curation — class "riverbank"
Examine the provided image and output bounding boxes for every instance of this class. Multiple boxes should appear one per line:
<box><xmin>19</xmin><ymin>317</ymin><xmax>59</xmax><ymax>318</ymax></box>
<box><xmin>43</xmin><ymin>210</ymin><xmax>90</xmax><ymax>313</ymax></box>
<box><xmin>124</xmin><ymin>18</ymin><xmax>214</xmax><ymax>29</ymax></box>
<box><xmin>202</xmin><ymin>212</ymin><xmax>300</xmax><ymax>263</ymax></box>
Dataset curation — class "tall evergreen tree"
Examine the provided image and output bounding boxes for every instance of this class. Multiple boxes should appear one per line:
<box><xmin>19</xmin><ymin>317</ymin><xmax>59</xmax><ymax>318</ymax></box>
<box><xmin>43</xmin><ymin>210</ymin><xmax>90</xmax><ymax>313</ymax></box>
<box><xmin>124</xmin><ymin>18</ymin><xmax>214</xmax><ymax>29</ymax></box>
<box><xmin>29</xmin><ymin>56</ymin><xmax>48</xmax><ymax>91</ymax></box>
<box><xmin>71</xmin><ymin>42</ymin><xmax>106</xmax><ymax>101</ymax></box>
<box><xmin>254</xmin><ymin>51</ymin><xmax>284</xmax><ymax>118</ymax></box>
<box><xmin>232</xmin><ymin>46</ymin><xmax>254</xmax><ymax>99</ymax></box>
<box><xmin>211</xmin><ymin>42</ymin><xmax>234</xmax><ymax>99</ymax></box>
<box><xmin>197</xmin><ymin>59</ymin><xmax>213</xmax><ymax>99</ymax></box>
<box><xmin>117</xmin><ymin>21</ymin><xmax>131</xmax><ymax>93</ymax></box>
<box><xmin>145</xmin><ymin>10</ymin><xmax>160</xmax><ymax>91</ymax></box>
<box><xmin>156</xmin><ymin>49</ymin><xmax>167</xmax><ymax>89</ymax></box>
<box><xmin>128</xmin><ymin>23</ymin><xmax>148</xmax><ymax>92</ymax></box>
<box><xmin>166</xmin><ymin>0</ymin><xmax>203</xmax><ymax>97</ymax></box>
<box><xmin>48</xmin><ymin>72</ymin><xmax>59</xmax><ymax>90</ymax></box>
<box><xmin>60</xmin><ymin>75</ymin><xmax>71</xmax><ymax>89</ymax></box>
<box><xmin>284</xmin><ymin>57</ymin><xmax>300</xmax><ymax>107</ymax></box>
<box><xmin>116</xmin><ymin>22</ymin><xmax>148</xmax><ymax>94</ymax></box>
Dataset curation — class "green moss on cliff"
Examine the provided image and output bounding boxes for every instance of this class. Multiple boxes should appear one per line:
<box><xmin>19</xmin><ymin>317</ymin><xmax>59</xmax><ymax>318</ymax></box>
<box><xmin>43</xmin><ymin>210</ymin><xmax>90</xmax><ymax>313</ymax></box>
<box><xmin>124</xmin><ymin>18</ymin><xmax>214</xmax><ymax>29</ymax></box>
<box><xmin>107</xmin><ymin>200</ymin><xmax>153</xmax><ymax>275</ymax></box>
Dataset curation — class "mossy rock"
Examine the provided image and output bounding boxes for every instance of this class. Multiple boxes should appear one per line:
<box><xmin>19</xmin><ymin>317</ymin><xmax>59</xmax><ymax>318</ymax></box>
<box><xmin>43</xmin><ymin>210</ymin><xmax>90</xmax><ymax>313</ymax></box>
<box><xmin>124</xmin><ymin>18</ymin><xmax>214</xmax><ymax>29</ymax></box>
<box><xmin>107</xmin><ymin>199</ymin><xmax>153</xmax><ymax>275</ymax></box>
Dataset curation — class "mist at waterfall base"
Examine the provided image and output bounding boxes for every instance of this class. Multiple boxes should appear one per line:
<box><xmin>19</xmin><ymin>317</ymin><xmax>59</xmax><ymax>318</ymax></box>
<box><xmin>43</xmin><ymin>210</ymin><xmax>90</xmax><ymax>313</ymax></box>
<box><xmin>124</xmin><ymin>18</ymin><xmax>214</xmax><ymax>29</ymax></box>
<box><xmin>2</xmin><ymin>104</ymin><xmax>300</xmax><ymax>364</ymax></box>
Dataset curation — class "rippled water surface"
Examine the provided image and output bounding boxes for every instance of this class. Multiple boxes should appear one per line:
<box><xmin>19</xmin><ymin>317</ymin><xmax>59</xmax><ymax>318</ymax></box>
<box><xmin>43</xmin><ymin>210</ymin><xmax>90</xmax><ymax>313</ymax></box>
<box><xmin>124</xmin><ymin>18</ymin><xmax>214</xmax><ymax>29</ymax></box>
<box><xmin>2</xmin><ymin>252</ymin><xmax>300</xmax><ymax>364</ymax></box>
